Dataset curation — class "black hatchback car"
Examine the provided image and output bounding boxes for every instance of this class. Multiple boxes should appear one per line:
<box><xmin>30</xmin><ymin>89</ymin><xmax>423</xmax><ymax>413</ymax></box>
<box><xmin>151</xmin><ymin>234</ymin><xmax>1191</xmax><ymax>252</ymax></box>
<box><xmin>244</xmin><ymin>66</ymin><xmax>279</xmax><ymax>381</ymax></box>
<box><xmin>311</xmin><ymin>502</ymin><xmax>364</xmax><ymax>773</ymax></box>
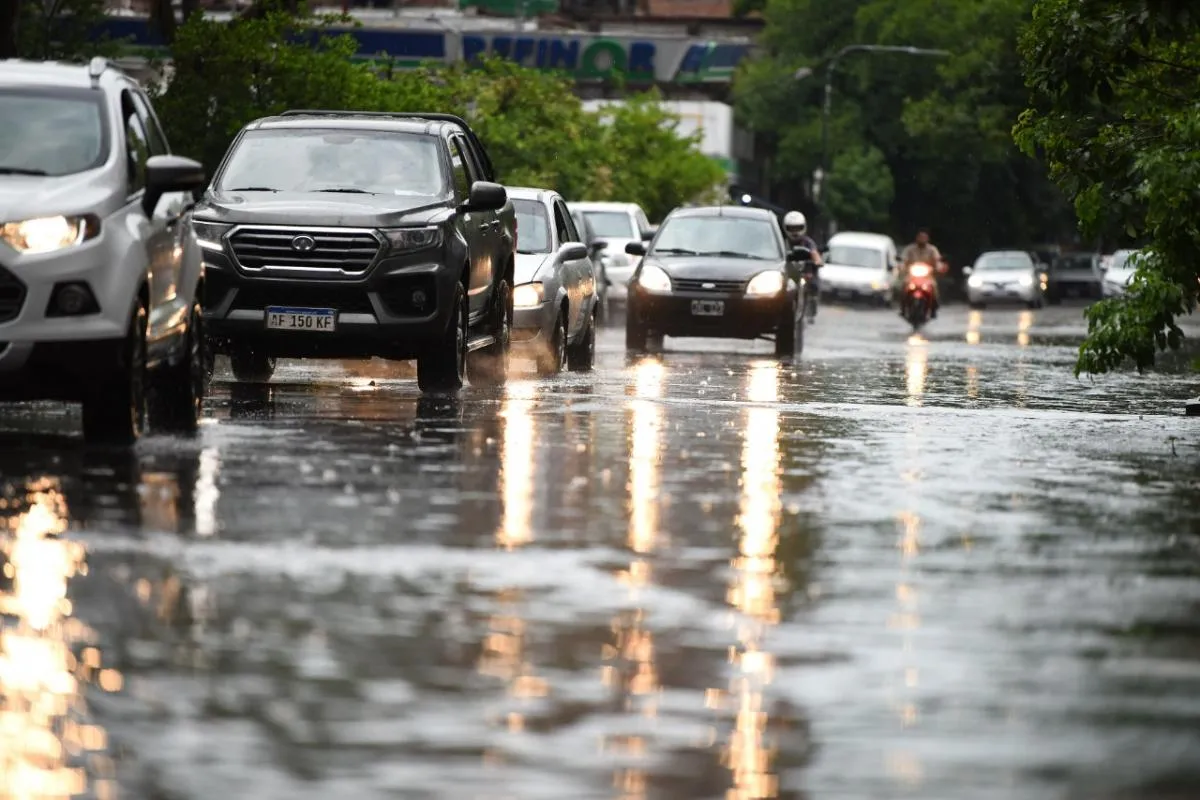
<box><xmin>193</xmin><ymin>111</ymin><xmax>515</xmax><ymax>392</ymax></box>
<box><xmin>623</xmin><ymin>206</ymin><xmax>811</xmax><ymax>357</ymax></box>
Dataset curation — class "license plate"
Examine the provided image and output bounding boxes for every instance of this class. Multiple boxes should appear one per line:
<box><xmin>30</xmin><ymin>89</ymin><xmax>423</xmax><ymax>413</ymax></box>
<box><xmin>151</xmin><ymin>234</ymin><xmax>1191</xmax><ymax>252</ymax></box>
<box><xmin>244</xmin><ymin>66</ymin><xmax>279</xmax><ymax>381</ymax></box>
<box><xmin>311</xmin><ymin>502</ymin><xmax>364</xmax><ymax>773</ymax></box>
<box><xmin>265</xmin><ymin>306</ymin><xmax>336</xmax><ymax>332</ymax></box>
<box><xmin>691</xmin><ymin>299</ymin><xmax>725</xmax><ymax>316</ymax></box>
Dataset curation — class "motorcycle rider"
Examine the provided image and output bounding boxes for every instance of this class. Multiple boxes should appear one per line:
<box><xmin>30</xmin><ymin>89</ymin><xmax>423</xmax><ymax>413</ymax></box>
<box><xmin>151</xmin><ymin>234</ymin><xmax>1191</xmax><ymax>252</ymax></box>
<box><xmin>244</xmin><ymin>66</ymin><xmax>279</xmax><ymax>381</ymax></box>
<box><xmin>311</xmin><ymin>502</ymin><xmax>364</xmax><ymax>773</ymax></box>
<box><xmin>783</xmin><ymin>211</ymin><xmax>823</xmax><ymax>317</ymax></box>
<box><xmin>899</xmin><ymin>228</ymin><xmax>942</xmax><ymax>319</ymax></box>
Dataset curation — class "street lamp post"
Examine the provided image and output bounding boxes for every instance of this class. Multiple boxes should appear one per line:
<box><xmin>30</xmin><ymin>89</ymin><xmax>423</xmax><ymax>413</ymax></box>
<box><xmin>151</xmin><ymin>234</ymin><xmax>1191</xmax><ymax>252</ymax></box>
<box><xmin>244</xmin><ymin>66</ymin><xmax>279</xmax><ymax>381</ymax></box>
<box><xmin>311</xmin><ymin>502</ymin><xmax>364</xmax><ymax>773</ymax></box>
<box><xmin>794</xmin><ymin>45</ymin><xmax>950</xmax><ymax>221</ymax></box>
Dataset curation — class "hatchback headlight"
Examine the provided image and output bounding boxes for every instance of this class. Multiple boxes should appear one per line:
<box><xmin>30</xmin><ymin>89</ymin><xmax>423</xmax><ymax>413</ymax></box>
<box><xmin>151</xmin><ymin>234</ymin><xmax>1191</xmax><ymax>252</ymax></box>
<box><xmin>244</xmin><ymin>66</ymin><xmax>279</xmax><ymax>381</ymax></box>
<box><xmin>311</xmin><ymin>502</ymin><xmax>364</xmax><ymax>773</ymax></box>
<box><xmin>382</xmin><ymin>226</ymin><xmax>442</xmax><ymax>252</ymax></box>
<box><xmin>192</xmin><ymin>219</ymin><xmax>231</xmax><ymax>251</ymax></box>
<box><xmin>1017</xmin><ymin>273</ymin><xmax>1034</xmax><ymax>287</ymax></box>
<box><xmin>637</xmin><ymin>264</ymin><xmax>671</xmax><ymax>293</ymax></box>
<box><xmin>746</xmin><ymin>270</ymin><xmax>785</xmax><ymax>296</ymax></box>
<box><xmin>968</xmin><ymin>275</ymin><xmax>983</xmax><ymax>288</ymax></box>
<box><xmin>513</xmin><ymin>282</ymin><xmax>545</xmax><ymax>308</ymax></box>
<box><xmin>0</xmin><ymin>215</ymin><xmax>99</xmax><ymax>254</ymax></box>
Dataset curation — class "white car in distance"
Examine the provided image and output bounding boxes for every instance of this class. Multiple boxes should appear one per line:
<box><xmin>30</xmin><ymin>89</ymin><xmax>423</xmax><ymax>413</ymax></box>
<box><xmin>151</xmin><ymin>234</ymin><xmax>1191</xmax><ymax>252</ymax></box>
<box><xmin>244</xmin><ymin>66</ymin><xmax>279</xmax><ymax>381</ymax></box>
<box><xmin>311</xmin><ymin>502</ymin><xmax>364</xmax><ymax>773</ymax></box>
<box><xmin>567</xmin><ymin>201</ymin><xmax>655</xmax><ymax>301</ymax></box>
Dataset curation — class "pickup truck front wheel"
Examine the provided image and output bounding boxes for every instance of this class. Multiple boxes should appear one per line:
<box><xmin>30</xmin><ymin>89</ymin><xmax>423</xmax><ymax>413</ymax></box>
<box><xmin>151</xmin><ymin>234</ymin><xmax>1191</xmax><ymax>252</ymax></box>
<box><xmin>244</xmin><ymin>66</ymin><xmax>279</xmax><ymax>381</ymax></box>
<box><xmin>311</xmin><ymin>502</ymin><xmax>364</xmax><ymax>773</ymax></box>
<box><xmin>418</xmin><ymin>282</ymin><xmax>467</xmax><ymax>392</ymax></box>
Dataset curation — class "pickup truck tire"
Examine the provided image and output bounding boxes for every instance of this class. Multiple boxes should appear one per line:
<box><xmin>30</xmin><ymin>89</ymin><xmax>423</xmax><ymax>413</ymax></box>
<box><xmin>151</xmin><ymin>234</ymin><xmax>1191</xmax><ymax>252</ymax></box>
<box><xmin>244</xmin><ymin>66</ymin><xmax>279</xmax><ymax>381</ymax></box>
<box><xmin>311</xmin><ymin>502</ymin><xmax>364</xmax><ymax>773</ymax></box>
<box><xmin>83</xmin><ymin>301</ymin><xmax>147</xmax><ymax>445</ymax></box>
<box><xmin>467</xmin><ymin>279</ymin><xmax>511</xmax><ymax>387</ymax></box>
<box><xmin>567</xmin><ymin>306</ymin><xmax>596</xmax><ymax>371</ymax></box>
<box><xmin>149</xmin><ymin>299</ymin><xmax>206</xmax><ymax>435</ymax></box>
<box><xmin>230</xmin><ymin>347</ymin><xmax>276</xmax><ymax>383</ymax></box>
<box><xmin>418</xmin><ymin>282</ymin><xmax>467</xmax><ymax>392</ymax></box>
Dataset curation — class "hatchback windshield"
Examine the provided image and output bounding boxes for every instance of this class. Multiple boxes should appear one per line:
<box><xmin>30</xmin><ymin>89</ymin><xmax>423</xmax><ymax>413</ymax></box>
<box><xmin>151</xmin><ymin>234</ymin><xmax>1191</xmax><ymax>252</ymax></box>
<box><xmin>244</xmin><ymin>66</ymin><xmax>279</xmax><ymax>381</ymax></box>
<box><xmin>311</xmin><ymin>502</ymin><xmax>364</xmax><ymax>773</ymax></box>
<box><xmin>976</xmin><ymin>254</ymin><xmax>1032</xmax><ymax>270</ymax></box>
<box><xmin>652</xmin><ymin>216</ymin><xmax>782</xmax><ymax>260</ymax></box>
<box><xmin>582</xmin><ymin>211</ymin><xmax>635</xmax><ymax>239</ymax></box>
<box><xmin>0</xmin><ymin>91</ymin><xmax>106</xmax><ymax>177</ymax></box>
<box><xmin>513</xmin><ymin>199</ymin><xmax>551</xmax><ymax>254</ymax></box>
<box><xmin>216</xmin><ymin>130</ymin><xmax>445</xmax><ymax>196</ymax></box>
<box><xmin>827</xmin><ymin>245</ymin><xmax>883</xmax><ymax>269</ymax></box>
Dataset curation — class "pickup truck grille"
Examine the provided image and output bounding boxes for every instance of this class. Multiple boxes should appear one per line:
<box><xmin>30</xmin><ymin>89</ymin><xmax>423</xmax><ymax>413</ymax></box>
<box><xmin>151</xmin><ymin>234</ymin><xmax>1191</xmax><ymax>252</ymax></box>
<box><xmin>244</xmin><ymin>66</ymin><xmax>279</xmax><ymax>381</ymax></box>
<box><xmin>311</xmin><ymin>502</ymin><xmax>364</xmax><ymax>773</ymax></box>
<box><xmin>229</xmin><ymin>228</ymin><xmax>382</xmax><ymax>273</ymax></box>
<box><xmin>0</xmin><ymin>266</ymin><xmax>27</xmax><ymax>324</ymax></box>
<box><xmin>673</xmin><ymin>277</ymin><xmax>746</xmax><ymax>294</ymax></box>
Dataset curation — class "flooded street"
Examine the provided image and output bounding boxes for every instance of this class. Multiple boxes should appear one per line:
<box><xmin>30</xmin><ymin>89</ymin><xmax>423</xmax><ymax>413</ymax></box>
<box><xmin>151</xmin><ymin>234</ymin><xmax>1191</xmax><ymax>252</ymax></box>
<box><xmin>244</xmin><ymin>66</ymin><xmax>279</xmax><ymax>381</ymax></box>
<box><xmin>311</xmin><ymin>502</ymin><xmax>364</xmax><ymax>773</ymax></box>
<box><xmin>3</xmin><ymin>303</ymin><xmax>1200</xmax><ymax>799</ymax></box>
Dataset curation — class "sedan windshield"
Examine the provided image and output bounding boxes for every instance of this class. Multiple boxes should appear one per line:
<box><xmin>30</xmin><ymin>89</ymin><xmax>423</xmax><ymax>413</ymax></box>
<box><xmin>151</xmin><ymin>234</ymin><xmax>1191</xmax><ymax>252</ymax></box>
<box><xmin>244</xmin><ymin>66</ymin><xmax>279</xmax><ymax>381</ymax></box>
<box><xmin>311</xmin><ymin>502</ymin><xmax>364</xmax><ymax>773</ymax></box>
<box><xmin>651</xmin><ymin>216</ymin><xmax>782</xmax><ymax>260</ymax></box>
<box><xmin>827</xmin><ymin>245</ymin><xmax>883</xmax><ymax>269</ymax></box>
<box><xmin>216</xmin><ymin>129</ymin><xmax>445</xmax><ymax>196</ymax></box>
<box><xmin>582</xmin><ymin>211</ymin><xmax>635</xmax><ymax>239</ymax></box>
<box><xmin>513</xmin><ymin>199</ymin><xmax>551</xmax><ymax>254</ymax></box>
<box><xmin>0</xmin><ymin>91</ymin><xmax>106</xmax><ymax>177</ymax></box>
<box><xmin>976</xmin><ymin>255</ymin><xmax>1031</xmax><ymax>270</ymax></box>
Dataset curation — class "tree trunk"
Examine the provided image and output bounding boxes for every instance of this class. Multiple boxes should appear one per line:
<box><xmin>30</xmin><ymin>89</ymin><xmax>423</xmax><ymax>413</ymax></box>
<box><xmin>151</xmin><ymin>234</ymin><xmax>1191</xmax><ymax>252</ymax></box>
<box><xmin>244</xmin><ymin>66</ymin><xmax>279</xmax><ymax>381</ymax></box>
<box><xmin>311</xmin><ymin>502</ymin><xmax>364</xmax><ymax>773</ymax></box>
<box><xmin>0</xmin><ymin>0</ymin><xmax>20</xmax><ymax>59</ymax></box>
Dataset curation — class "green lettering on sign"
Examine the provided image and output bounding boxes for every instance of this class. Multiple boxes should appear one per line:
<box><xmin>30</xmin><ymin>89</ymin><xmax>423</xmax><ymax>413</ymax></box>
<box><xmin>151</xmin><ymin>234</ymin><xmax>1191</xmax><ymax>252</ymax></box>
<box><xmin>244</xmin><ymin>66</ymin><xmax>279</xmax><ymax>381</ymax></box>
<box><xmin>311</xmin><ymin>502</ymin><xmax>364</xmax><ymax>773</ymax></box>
<box><xmin>578</xmin><ymin>40</ymin><xmax>627</xmax><ymax>79</ymax></box>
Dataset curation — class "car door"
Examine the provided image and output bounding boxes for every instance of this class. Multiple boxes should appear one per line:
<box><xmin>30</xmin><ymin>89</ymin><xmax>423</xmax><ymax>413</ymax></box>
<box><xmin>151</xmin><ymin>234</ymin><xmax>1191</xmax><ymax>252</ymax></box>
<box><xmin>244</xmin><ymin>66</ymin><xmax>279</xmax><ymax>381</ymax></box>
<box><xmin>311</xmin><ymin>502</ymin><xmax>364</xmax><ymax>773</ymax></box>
<box><xmin>553</xmin><ymin>198</ymin><xmax>590</xmax><ymax>336</ymax></box>
<box><xmin>449</xmin><ymin>135</ymin><xmax>492</xmax><ymax>319</ymax></box>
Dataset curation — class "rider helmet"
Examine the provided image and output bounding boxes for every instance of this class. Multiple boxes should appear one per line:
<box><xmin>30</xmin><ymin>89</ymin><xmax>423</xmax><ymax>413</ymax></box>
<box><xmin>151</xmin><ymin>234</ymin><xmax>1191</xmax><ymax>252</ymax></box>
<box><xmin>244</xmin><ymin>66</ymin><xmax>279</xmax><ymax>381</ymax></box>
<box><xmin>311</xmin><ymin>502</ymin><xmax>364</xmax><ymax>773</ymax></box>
<box><xmin>783</xmin><ymin>210</ymin><xmax>807</xmax><ymax>238</ymax></box>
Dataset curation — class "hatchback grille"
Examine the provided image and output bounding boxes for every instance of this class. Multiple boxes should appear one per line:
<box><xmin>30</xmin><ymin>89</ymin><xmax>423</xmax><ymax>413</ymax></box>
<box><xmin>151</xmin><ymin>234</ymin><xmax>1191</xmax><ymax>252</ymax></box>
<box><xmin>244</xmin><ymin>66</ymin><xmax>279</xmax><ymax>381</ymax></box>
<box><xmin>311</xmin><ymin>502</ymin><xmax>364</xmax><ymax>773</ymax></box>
<box><xmin>232</xmin><ymin>285</ymin><xmax>375</xmax><ymax>315</ymax></box>
<box><xmin>229</xmin><ymin>228</ymin><xmax>382</xmax><ymax>273</ymax></box>
<box><xmin>673</xmin><ymin>277</ymin><xmax>745</xmax><ymax>294</ymax></box>
<box><xmin>0</xmin><ymin>266</ymin><xmax>27</xmax><ymax>324</ymax></box>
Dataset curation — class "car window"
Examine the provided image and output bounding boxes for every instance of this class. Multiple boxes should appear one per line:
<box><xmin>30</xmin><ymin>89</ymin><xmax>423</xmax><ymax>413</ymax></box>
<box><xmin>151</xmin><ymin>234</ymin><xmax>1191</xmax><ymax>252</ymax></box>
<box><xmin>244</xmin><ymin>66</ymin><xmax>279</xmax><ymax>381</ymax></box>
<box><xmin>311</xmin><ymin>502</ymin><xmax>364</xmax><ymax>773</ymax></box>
<box><xmin>0</xmin><ymin>89</ymin><xmax>107</xmax><ymax>177</ymax></box>
<box><xmin>451</xmin><ymin>136</ymin><xmax>480</xmax><ymax>185</ymax></box>
<box><xmin>215</xmin><ymin>130</ymin><xmax>446</xmax><ymax>196</ymax></box>
<box><xmin>121</xmin><ymin>93</ymin><xmax>150</xmax><ymax>195</ymax></box>
<box><xmin>552</xmin><ymin>201</ymin><xmax>573</xmax><ymax>245</ymax></box>
<box><xmin>448</xmin><ymin>138</ymin><xmax>471</xmax><ymax>200</ymax></box>
<box><xmin>512</xmin><ymin>198</ymin><xmax>551</xmax><ymax>254</ymax></box>
<box><xmin>556</xmin><ymin>201</ymin><xmax>581</xmax><ymax>242</ymax></box>
<box><xmin>975</xmin><ymin>253</ymin><xmax>1032</xmax><ymax>270</ymax></box>
<box><xmin>652</xmin><ymin>216</ymin><xmax>782</xmax><ymax>260</ymax></box>
<box><xmin>827</xmin><ymin>245</ymin><xmax>883</xmax><ymax>269</ymax></box>
<box><xmin>582</xmin><ymin>211</ymin><xmax>636</xmax><ymax>239</ymax></box>
<box><xmin>1052</xmin><ymin>255</ymin><xmax>1095</xmax><ymax>271</ymax></box>
<box><xmin>129</xmin><ymin>89</ymin><xmax>168</xmax><ymax>157</ymax></box>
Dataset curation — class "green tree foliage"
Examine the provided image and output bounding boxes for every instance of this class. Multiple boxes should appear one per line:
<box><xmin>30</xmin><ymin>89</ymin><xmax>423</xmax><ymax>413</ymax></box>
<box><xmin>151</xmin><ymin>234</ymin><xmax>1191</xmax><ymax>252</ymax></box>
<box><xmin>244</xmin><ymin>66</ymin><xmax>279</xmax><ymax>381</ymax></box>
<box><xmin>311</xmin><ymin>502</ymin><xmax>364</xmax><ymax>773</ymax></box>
<box><xmin>1014</xmin><ymin>0</ymin><xmax>1200</xmax><ymax>374</ymax></box>
<box><xmin>149</xmin><ymin>10</ymin><xmax>722</xmax><ymax>221</ymax></box>
<box><xmin>733</xmin><ymin>0</ymin><xmax>1075</xmax><ymax>265</ymax></box>
<box><xmin>4</xmin><ymin>0</ymin><xmax>119</xmax><ymax>61</ymax></box>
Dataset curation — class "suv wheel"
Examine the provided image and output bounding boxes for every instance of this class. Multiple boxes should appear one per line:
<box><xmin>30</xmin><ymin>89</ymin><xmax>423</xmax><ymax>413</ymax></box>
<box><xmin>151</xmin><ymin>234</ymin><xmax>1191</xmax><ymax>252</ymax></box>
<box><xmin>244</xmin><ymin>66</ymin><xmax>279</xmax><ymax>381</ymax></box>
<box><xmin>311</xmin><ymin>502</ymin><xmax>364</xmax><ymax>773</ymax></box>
<box><xmin>567</xmin><ymin>306</ymin><xmax>596</xmax><ymax>371</ymax></box>
<box><xmin>149</xmin><ymin>299</ymin><xmax>207</xmax><ymax>435</ymax></box>
<box><xmin>230</xmin><ymin>347</ymin><xmax>276</xmax><ymax>383</ymax></box>
<box><xmin>82</xmin><ymin>301</ymin><xmax>147</xmax><ymax>445</ymax></box>
<box><xmin>418</xmin><ymin>282</ymin><xmax>467</xmax><ymax>392</ymax></box>
<box><xmin>467</xmin><ymin>278</ymin><xmax>511</xmax><ymax>386</ymax></box>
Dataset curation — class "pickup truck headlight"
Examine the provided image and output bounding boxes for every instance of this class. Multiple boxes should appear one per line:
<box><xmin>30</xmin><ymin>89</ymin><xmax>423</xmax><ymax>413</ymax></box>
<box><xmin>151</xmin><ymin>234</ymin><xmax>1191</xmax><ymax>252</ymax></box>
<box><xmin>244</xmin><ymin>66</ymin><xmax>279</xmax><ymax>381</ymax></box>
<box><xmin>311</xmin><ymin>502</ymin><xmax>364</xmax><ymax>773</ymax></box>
<box><xmin>192</xmin><ymin>219</ymin><xmax>231</xmax><ymax>251</ymax></box>
<box><xmin>636</xmin><ymin>264</ymin><xmax>671</xmax><ymax>293</ymax></box>
<box><xmin>382</xmin><ymin>226</ymin><xmax>442</xmax><ymax>252</ymax></box>
<box><xmin>0</xmin><ymin>215</ymin><xmax>99</xmax><ymax>254</ymax></box>
<box><xmin>746</xmin><ymin>270</ymin><xmax>785</xmax><ymax>296</ymax></box>
<box><xmin>513</xmin><ymin>282</ymin><xmax>545</xmax><ymax>308</ymax></box>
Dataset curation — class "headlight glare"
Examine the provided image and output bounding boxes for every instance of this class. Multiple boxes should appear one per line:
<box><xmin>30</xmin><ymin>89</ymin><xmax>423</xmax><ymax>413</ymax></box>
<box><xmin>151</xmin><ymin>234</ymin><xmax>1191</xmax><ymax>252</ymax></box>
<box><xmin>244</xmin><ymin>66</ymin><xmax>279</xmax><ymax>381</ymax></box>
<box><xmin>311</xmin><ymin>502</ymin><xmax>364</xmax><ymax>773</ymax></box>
<box><xmin>0</xmin><ymin>215</ymin><xmax>98</xmax><ymax>254</ymax></box>
<box><xmin>636</xmin><ymin>264</ymin><xmax>671</xmax><ymax>293</ymax></box>
<box><xmin>513</xmin><ymin>282</ymin><xmax>545</xmax><ymax>308</ymax></box>
<box><xmin>1018</xmin><ymin>273</ymin><xmax>1034</xmax><ymax>287</ymax></box>
<box><xmin>382</xmin><ymin>226</ymin><xmax>442</xmax><ymax>252</ymax></box>
<box><xmin>746</xmin><ymin>270</ymin><xmax>785</xmax><ymax>296</ymax></box>
<box><xmin>968</xmin><ymin>275</ymin><xmax>983</xmax><ymax>288</ymax></box>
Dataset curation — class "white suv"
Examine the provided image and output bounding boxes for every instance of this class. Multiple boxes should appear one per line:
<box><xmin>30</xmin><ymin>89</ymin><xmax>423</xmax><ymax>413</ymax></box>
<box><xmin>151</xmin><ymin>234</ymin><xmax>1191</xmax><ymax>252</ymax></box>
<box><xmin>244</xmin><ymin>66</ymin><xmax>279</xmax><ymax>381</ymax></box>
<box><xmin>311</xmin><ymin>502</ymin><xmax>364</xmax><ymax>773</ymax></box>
<box><xmin>0</xmin><ymin>57</ymin><xmax>208</xmax><ymax>444</ymax></box>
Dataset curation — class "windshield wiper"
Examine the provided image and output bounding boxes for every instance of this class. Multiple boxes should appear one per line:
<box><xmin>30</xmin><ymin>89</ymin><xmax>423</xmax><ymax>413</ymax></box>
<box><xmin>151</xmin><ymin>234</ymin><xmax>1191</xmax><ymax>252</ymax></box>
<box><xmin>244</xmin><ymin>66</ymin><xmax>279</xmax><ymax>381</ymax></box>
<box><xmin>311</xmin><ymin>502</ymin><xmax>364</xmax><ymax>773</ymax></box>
<box><xmin>227</xmin><ymin>186</ymin><xmax>279</xmax><ymax>192</ymax></box>
<box><xmin>0</xmin><ymin>167</ymin><xmax>48</xmax><ymax>176</ymax></box>
<box><xmin>697</xmin><ymin>250</ymin><xmax>768</xmax><ymax>259</ymax></box>
<box><xmin>653</xmin><ymin>247</ymin><xmax>699</xmax><ymax>256</ymax></box>
<box><xmin>313</xmin><ymin>187</ymin><xmax>376</xmax><ymax>194</ymax></box>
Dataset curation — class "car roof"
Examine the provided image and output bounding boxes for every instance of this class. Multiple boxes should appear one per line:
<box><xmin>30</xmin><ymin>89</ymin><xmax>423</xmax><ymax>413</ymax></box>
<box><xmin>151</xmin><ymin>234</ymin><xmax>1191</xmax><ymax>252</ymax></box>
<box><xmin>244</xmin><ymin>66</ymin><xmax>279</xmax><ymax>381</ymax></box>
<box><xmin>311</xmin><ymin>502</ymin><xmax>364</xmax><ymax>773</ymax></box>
<box><xmin>828</xmin><ymin>231</ymin><xmax>893</xmax><ymax>248</ymax></box>
<box><xmin>250</xmin><ymin>115</ymin><xmax>442</xmax><ymax>136</ymax></box>
<box><xmin>568</xmin><ymin>202</ymin><xmax>641</xmax><ymax>212</ymax></box>
<box><xmin>506</xmin><ymin>186</ymin><xmax>559</xmax><ymax>203</ymax></box>
<box><xmin>667</xmin><ymin>205</ymin><xmax>777</xmax><ymax>221</ymax></box>
<box><xmin>978</xmin><ymin>250</ymin><xmax>1032</xmax><ymax>258</ymax></box>
<box><xmin>0</xmin><ymin>57</ymin><xmax>128</xmax><ymax>90</ymax></box>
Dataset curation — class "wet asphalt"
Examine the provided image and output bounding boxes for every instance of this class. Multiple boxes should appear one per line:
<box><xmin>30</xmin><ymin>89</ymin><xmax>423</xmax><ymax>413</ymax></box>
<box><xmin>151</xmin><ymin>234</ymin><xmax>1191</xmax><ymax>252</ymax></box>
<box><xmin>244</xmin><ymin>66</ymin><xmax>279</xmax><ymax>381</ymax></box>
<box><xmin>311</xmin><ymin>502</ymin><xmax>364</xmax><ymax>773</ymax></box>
<box><xmin>2</xmin><ymin>302</ymin><xmax>1200</xmax><ymax>800</ymax></box>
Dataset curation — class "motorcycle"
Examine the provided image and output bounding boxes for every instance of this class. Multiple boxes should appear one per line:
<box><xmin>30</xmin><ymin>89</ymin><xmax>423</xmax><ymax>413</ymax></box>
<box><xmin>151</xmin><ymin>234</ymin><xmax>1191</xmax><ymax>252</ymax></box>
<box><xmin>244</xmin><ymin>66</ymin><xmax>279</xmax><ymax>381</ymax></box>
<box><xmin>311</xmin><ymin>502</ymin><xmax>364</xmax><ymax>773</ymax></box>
<box><xmin>902</xmin><ymin>261</ymin><xmax>938</xmax><ymax>331</ymax></box>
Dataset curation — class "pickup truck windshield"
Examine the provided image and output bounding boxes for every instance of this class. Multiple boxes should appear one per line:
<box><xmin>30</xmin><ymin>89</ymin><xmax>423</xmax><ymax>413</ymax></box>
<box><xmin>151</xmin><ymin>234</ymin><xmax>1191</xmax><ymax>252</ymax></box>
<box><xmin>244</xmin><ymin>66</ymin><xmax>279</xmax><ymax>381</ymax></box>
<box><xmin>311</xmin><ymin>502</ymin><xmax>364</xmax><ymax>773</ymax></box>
<box><xmin>217</xmin><ymin>129</ymin><xmax>446</xmax><ymax>196</ymax></box>
<box><xmin>0</xmin><ymin>90</ymin><xmax>106</xmax><ymax>177</ymax></box>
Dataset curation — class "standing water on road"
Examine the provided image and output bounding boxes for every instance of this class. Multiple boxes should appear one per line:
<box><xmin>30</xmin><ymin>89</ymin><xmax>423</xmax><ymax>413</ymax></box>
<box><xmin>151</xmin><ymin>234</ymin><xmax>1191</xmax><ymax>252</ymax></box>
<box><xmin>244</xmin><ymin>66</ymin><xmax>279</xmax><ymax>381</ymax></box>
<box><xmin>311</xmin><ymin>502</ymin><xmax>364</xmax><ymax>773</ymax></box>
<box><xmin>2</xmin><ymin>305</ymin><xmax>1199</xmax><ymax>799</ymax></box>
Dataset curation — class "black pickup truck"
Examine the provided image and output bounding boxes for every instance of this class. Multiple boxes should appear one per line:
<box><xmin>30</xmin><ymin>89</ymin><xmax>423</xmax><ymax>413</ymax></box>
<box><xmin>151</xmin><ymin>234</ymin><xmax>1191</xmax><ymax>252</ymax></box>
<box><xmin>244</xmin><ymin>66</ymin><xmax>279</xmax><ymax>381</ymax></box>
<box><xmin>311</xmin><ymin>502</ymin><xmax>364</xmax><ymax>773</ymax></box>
<box><xmin>192</xmin><ymin>110</ymin><xmax>516</xmax><ymax>391</ymax></box>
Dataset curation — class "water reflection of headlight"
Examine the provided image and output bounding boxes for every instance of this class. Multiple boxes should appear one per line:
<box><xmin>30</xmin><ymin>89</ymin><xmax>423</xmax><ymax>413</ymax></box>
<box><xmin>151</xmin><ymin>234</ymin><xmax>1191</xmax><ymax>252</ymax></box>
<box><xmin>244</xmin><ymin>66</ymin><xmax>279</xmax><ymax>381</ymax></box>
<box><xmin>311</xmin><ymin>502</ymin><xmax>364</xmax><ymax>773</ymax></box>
<box><xmin>628</xmin><ymin>358</ymin><xmax>664</xmax><ymax>558</ymax></box>
<box><xmin>499</xmin><ymin>380</ymin><xmax>536</xmax><ymax>550</ymax></box>
<box><xmin>905</xmin><ymin>339</ymin><xmax>928</xmax><ymax>407</ymax></box>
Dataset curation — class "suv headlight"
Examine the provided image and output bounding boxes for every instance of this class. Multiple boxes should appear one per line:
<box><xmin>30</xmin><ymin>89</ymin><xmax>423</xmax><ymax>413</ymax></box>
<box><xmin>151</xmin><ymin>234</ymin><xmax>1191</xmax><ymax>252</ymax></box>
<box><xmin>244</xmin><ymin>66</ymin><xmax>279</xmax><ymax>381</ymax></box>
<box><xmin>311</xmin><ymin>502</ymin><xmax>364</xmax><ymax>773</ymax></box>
<box><xmin>382</xmin><ymin>226</ymin><xmax>442</xmax><ymax>252</ymax></box>
<box><xmin>636</xmin><ymin>264</ymin><xmax>671</xmax><ymax>293</ymax></box>
<box><xmin>513</xmin><ymin>282</ymin><xmax>545</xmax><ymax>308</ymax></box>
<box><xmin>746</xmin><ymin>271</ymin><xmax>785</xmax><ymax>296</ymax></box>
<box><xmin>0</xmin><ymin>215</ymin><xmax>99</xmax><ymax>254</ymax></box>
<box><xmin>192</xmin><ymin>219</ymin><xmax>231</xmax><ymax>251</ymax></box>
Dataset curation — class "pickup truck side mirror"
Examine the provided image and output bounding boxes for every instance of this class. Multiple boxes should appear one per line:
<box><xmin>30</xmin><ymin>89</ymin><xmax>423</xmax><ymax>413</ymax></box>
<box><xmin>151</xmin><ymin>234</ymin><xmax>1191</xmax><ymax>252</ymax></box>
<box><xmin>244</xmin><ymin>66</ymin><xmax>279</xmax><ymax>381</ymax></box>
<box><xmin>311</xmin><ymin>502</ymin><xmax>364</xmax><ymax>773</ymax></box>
<box><xmin>625</xmin><ymin>241</ymin><xmax>647</xmax><ymax>257</ymax></box>
<box><xmin>460</xmin><ymin>180</ymin><xmax>506</xmax><ymax>212</ymax></box>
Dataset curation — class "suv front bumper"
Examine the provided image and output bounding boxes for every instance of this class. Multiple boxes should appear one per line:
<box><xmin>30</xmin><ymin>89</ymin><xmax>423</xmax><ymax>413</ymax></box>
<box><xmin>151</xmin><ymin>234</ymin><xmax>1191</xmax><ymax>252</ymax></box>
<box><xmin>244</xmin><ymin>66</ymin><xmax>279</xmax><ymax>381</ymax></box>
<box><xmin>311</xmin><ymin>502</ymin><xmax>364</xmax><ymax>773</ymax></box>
<box><xmin>202</xmin><ymin>248</ymin><xmax>461</xmax><ymax>361</ymax></box>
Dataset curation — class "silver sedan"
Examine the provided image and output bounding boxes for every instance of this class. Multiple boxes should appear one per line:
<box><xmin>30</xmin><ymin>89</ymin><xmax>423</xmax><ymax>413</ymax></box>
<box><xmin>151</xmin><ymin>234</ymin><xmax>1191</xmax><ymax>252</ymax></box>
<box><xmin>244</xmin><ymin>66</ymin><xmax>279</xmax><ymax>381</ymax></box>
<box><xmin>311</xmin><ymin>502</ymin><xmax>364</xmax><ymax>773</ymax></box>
<box><xmin>509</xmin><ymin>187</ymin><xmax>599</xmax><ymax>375</ymax></box>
